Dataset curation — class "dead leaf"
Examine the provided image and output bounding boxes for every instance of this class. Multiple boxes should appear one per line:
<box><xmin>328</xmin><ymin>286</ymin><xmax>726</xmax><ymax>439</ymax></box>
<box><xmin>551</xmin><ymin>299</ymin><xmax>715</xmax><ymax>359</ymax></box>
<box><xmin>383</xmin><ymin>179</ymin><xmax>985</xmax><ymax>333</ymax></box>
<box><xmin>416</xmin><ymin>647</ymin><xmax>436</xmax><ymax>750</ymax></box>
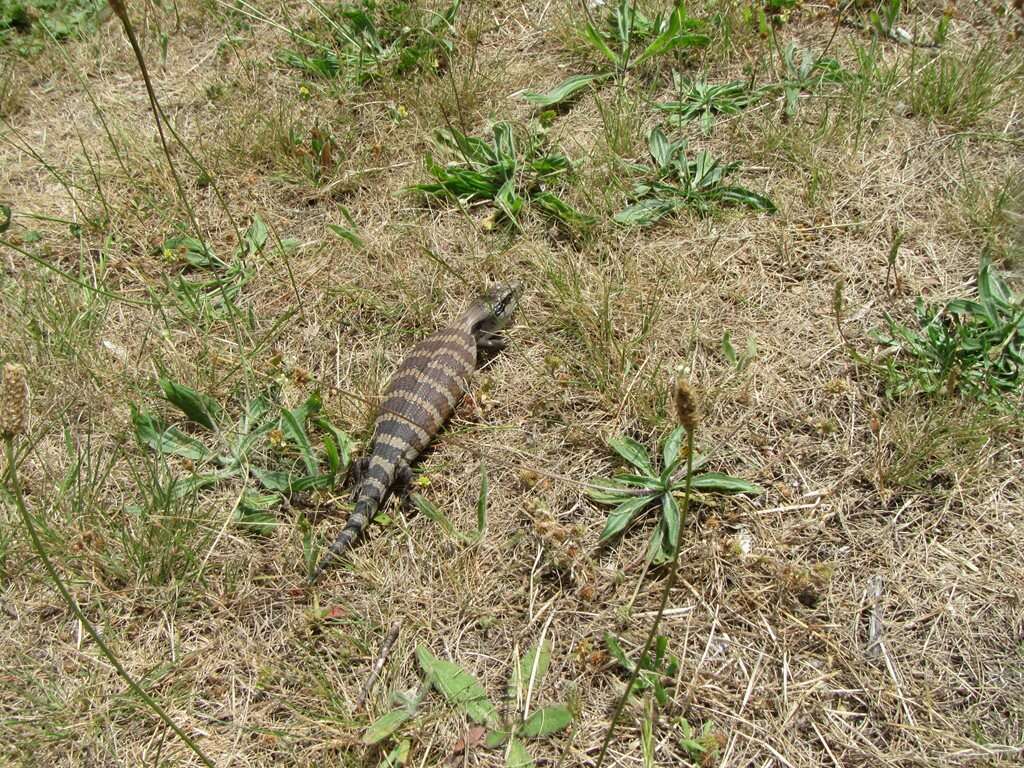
<box><xmin>322</xmin><ymin>605</ymin><xmax>347</xmax><ymax>621</ymax></box>
<box><xmin>449</xmin><ymin>725</ymin><xmax>487</xmax><ymax>763</ymax></box>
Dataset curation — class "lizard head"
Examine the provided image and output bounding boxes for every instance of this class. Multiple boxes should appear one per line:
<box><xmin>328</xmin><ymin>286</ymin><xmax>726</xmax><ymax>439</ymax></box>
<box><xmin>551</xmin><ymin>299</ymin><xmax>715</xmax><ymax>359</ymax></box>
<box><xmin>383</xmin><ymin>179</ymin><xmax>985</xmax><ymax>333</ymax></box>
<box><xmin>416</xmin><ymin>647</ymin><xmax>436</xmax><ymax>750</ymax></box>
<box><xmin>464</xmin><ymin>280</ymin><xmax>523</xmax><ymax>340</ymax></box>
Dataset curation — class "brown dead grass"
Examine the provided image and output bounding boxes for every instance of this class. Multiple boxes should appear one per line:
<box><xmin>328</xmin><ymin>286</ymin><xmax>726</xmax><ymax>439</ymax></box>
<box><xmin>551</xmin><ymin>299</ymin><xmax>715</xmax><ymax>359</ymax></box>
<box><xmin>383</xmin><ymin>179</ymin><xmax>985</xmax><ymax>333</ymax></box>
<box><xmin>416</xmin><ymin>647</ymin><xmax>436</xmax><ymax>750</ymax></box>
<box><xmin>2</xmin><ymin>1</ymin><xmax>1023</xmax><ymax>766</ymax></box>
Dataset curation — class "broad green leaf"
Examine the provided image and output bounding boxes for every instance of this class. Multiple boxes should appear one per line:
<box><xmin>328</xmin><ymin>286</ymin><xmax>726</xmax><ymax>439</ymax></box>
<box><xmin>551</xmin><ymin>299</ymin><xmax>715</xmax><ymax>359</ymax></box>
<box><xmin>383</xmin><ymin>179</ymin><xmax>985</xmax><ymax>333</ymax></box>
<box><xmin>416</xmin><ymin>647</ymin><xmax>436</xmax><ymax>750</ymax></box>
<box><xmin>598</xmin><ymin>495</ymin><xmax>652</xmax><ymax>542</ymax></box>
<box><xmin>522</xmin><ymin>73</ymin><xmax>608</xmax><ymax>108</ymax></box>
<box><xmin>614</xmin><ymin>198</ymin><xmax>677</xmax><ymax>226</ymax></box>
<box><xmin>234</xmin><ymin>488</ymin><xmax>281</xmax><ymax>536</ymax></box>
<box><xmin>159</xmin><ymin>378</ymin><xmax>221</xmax><ymax>430</ymax></box>
<box><xmin>132</xmin><ymin>407</ymin><xmax>211</xmax><ymax>461</ymax></box>
<box><xmin>280</xmin><ymin>393</ymin><xmax>322</xmax><ymax>476</ymax></box>
<box><xmin>169</xmin><ymin>469</ymin><xmax>235</xmax><ymax>498</ymax></box>
<box><xmin>718</xmin><ymin>186</ymin><xmax>776</xmax><ymax>212</ymax></box>
<box><xmin>533</xmin><ymin>192</ymin><xmax>595</xmax><ymax>226</ymax></box>
<box><xmin>647</xmin><ymin>126</ymin><xmax>672</xmax><ymax>169</ymax></box>
<box><xmin>662</xmin><ymin>426</ymin><xmax>686</xmax><ymax>473</ymax></box>
<box><xmin>241</xmin><ymin>214</ymin><xmax>268</xmax><ymax>257</ymax></box>
<box><xmin>412</xmin><ymin>493</ymin><xmax>455</xmax><ymax>537</ymax></box>
<box><xmin>508</xmin><ymin>640</ymin><xmax>552</xmax><ymax>702</ymax></box>
<box><xmin>506</xmin><ymin>739</ymin><xmax>535</xmax><ymax>768</ymax></box>
<box><xmin>635</xmin><ymin>6</ymin><xmax>709</xmax><ymax>65</ymax></box>
<box><xmin>607</xmin><ymin>435</ymin><xmax>654</xmax><ymax>474</ymax></box>
<box><xmin>327</xmin><ymin>223</ymin><xmax>364</xmax><ymax>248</ymax></box>
<box><xmin>0</xmin><ymin>204</ymin><xmax>10</xmax><ymax>233</ymax></box>
<box><xmin>416</xmin><ymin>645</ymin><xmax>498</xmax><ymax>726</ymax></box>
<box><xmin>162</xmin><ymin>234</ymin><xmax>220</xmax><ymax>269</ymax></box>
<box><xmin>251</xmin><ymin>467</ymin><xmax>292</xmax><ymax>491</ymax></box>
<box><xmin>519</xmin><ymin>705</ymin><xmax>572</xmax><ymax>738</ymax></box>
<box><xmin>721</xmin><ymin>330</ymin><xmax>737</xmax><ymax>366</ymax></box>
<box><xmin>363</xmin><ymin>708</ymin><xmax>413</xmax><ymax>744</ymax></box>
<box><xmin>290</xmin><ymin>473</ymin><xmax>334</xmax><ymax>492</ymax></box>
<box><xmin>646</xmin><ymin>514</ymin><xmax>673</xmax><ymax>564</ymax></box>
<box><xmin>485</xmin><ymin>729</ymin><xmax>511</xmax><ymax>748</ymax></box>
<box><xmin>495</xmin><ymin>177</ymin><xmax>524</xmax><ymax>222</ymax></box>
<box><xmin>314</xmin><ymin>417</ymin><xmax>354</xmax><ymax>469</ymax></box>
<box><xmin>280</xmin><ymin>410</ymin><xmax>317</xmax><ymax>476</ymax></box>
<box><xmin>324</xmin><ymin>435</ymin><xmax>341</xmax><ymax>476</ymax></box>
<box><xmin>648</xmin><ymin>492</ymin><xmax>681</xmax><ymax>564</ymax></box>
<box><xmin>585</xmin><ymin>478</ymin><xmax>636</xmax><ymax>505</ymax></box>
<box><xmin>686</xmin><ymin>472</ymin><xmax>763</xmax><ymax>494</ymax></box>
<box><xmin>581</xmin><ymin>22</ymin><xmax>620</xmax><ymax>65</ymax></box>
<box><xmin>378</xmin><ymin>739</ymin><xmax>410</xmax><ymax>767</ymax></box>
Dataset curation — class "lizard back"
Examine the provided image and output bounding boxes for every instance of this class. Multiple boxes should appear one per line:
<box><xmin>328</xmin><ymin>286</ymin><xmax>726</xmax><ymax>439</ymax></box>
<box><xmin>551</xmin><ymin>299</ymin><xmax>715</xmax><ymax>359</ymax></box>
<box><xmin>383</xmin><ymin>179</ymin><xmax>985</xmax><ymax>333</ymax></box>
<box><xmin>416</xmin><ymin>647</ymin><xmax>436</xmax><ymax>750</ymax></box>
<box><xmin>371</xmin><ymin>327</ymin><xmax>477</xmax><ymax>461</ymax></box>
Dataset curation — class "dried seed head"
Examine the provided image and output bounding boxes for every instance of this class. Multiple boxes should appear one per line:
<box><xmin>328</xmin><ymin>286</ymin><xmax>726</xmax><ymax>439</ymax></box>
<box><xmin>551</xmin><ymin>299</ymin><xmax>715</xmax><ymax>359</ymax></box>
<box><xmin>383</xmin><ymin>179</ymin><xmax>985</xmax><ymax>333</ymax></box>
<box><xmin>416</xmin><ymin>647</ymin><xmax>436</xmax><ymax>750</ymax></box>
<box><xmin>1</xmin><ymin>363</ymin><xmax>28</xmax><ymax>439</ymax></box>
<box><xmin>673</xmin><ymin>377</ymin><xmax>699</xmax><ymax>433</ymax></box>
<box><xmin>832</xmin><ymin>278</ymin><xmax>845</xmax><ymax>321</ymax></box>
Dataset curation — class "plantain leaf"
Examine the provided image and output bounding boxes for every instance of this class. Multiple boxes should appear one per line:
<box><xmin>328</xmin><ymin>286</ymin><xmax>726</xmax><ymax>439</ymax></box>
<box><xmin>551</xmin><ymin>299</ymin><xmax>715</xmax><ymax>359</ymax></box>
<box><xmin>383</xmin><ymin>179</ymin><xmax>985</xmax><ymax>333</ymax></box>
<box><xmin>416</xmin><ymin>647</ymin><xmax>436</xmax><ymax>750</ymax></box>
<box><xmin>607</xmin><ymin>435</ymin><xmax>654</xmax><ymax>474</ymax></box>
<box><xmin>234</xmin><ymin>488</ymin><xmax>281</xmax><ymax>536</ymax></box>
<box><xmin>416</xmin><ymin>645</ymin><xmax>498</xmax><ymax>726</ymax></box>
<box><xmin>159</xmin><ymin>378</ymin><xmax>221</xmax><ymax>430</ymax></box>
<box><xmin>585</xmin><ymin>477</ymin><xmax>636</xmax><ymax>505</ymax></box>
<box><xmin>522</xmin><ymin>73</ymin><xmax>608</xmax><ymax>108</ymax></box>
<box><xmin>506</xmin><ymin>739</ymin><xmax>535</xmax><ymax>768</ymax></box>
<box><xmin>132</xmin><ymin>407</ymin><xmax>211</xmax><ymax>461</ymax></box>
<box><xmin>508</xmin><ymin>640</ymin><xmax>551</xmax><ymax>702</ymax></box>
<box><xmin>280</xmin><ymin>392</ymin><xmax>322</xmax><ymax>476</ymax></box>
<box><xmin>661</xmin><ymin>426</ymin><xmax>686</xmax><ymax>473</ymax></box>
<box><xmin>519</xmin><ymin>705</ymin><xmax>572</xmax><ymax>739</ymax></box>
<box><xmin>598</xmin><ymin>495</ymin><xmax>652</xmax><ymax>542</ymax></box>
<box><xmin>363</xmin><ymin>708</ymin><xmax>413</xmax><ymax>744</ymax></box>
<box><xmin>581</xmin><ymin>22</ymin><xmax>621</xmax><ymax>65</ymax></box>
<box><xmin>685</xmin><ymin>472</ymin><xmax>763</xmax><ymax>494</ymax></box>
<box><xmin>485</xmin><ymin>729</ymin><xmax>511</xmax><ymax>748</ymax></box>
<box><xmin>377</xmin><ymin>739</ymin><xmax>410</xmax><ymax>767</ymax></box>
<box><xmin>717</xmin><ymin>186</ymin><xmax>776</xmax><ymax>211</ymax></box>
<box><xmin>377</xmin><ymin>738</ymin><xmax>411</xmax><ymax>766</ymax></box>
<box><xmin>614</xmin><ymin>198</ymin><xmax>678</xmax><ymax>226</ymax></box>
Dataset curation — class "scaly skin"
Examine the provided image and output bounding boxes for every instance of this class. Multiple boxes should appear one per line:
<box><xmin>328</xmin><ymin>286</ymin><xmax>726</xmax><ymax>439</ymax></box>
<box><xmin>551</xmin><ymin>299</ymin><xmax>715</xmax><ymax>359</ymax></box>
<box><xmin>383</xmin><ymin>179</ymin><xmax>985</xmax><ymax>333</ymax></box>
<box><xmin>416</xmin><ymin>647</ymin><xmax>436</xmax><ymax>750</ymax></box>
<box><xmin>310</xmin><ymin>283</ymin><xmax>521</xmax><ymax>582</ymax></box>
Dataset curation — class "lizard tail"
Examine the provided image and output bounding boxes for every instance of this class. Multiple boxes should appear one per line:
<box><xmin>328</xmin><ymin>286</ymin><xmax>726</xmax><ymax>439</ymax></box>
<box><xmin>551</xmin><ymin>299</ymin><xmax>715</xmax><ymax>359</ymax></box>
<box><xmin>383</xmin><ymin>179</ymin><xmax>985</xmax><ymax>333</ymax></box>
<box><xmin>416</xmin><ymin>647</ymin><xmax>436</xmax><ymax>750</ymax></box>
<box><xmin>309</xmin><ymin>497</ymin><xmax>378</xmax><ymax>583</ymax></box>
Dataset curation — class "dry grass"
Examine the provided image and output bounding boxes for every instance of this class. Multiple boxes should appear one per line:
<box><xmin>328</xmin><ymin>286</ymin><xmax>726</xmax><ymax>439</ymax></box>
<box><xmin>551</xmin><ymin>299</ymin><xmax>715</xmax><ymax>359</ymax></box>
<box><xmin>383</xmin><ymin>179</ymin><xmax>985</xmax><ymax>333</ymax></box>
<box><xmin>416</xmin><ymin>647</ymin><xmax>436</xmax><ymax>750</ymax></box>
<box><xmin>2</xmin><ymin>1</ymin><xmax>1023</xmax><ymax>766</ymax></box>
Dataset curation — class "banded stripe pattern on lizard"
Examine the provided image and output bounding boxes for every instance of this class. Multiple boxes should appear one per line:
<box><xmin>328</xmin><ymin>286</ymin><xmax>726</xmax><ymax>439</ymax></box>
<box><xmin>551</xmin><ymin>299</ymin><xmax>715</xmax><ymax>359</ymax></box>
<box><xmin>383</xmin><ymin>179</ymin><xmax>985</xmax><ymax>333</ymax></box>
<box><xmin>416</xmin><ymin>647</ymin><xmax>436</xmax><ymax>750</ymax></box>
<box><xmin>311</xmin><ymin>282</ymin><xmax>522</xmax><ymax>582</ymax></box>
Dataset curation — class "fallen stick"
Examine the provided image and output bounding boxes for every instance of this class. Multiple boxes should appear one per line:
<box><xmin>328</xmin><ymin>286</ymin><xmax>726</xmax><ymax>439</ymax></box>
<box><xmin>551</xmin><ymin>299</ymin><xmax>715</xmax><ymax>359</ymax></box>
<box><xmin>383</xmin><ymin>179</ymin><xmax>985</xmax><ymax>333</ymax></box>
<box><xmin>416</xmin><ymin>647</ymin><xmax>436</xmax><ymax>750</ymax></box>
<box><xmin>355</xmin><ymin>621</ymin><xmax>401</xmax><ymax>710</ymax></box>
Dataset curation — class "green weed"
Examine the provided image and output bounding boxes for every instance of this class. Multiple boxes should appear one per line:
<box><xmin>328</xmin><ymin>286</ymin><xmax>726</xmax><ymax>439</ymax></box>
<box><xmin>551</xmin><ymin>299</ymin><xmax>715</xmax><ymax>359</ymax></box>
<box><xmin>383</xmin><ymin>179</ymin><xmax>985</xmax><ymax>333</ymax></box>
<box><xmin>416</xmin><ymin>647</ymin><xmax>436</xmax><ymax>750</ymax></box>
<box><xmin>0</xmin><ymin>0</ymin><xmax>103</xmax><ymax>55</ymax></box>
<box><xmin>874</xmin><ymin>259</ymin><xmax>1024</xmax><ymax>409</ymax></box>
<box><xmin>605</xmin><ymin>632</ymin><xmax>678</xmax><ymax>705</ymax></box>
<box><xmin>581</xmin><ymin>0</ymin><xmax>709</xmax><ymax>70</ymax></box>
<box><xmin>411</xmin><ymin>121</ymin><xmax>592</xmax><ymax>229</ymax></box>
<box><xmin>132</xmin><ymin>380</ymin><xmax>353</xmax><ymax>537</ymax></box>
<box><xmin>160</xmin><ymin>215</ymin><xmax>296</xmax><ymax>324</ymax></box>
<box><xmin>741</xmin><ymin>0</ymin><xmax>799</xmax><ymax>36</ymax></box>
<box><xmin>589</xmin><ymin>425</ymin><xmax>762</xmax><ymax>564</ymax></box>
<box><xmin>773</xmin><ymin>41</ymin><xmax>847</xmax><ymax>120</ymax></box>
<box><xmin>656</xmin><ymin>74</ymin><xmax>763</xmax><ymax>134</ymax></box>
<box><xmin>677</xmin><ymin>716</ymin><xmax>725</xmax><ymax>765</ymax></box>
<box><xmin>364</xmin><ymin>642</ymin><xmax>573</xmax><ymax>763</ymax></box>
<box><xmin>523</xmin><ymin>1</ymin><xmax>709</xmax><ymax>110</ymax></box>
<box><xmin>280</xmin><ymin>0</ymin><xmax>460</xmax><ymax>85</ymax></box>
<box><xmin>411</xmin><ymin>466</ymin><xmax>487</xmax><ymax>544</ymax></box>
<box><xmin>614</xmin><ymin>127</ymin><xmax>775</xmax><ymax>226</ymax></box>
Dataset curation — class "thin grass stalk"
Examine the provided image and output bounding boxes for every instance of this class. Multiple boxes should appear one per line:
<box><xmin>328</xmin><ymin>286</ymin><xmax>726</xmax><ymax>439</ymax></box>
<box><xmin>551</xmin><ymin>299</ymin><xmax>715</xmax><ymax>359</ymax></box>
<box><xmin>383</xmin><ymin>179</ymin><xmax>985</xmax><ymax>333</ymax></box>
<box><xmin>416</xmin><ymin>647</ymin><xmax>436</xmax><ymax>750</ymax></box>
<box><xmin>594</xmin><ymin>426</ymin><xmax>695</xmax><ymax>768</ymax></box>
<box><xmin>106</xmin><ymin>0</ymin><xmax>254</xmax><ymax>387</ymax></box>
<box><xmin>3</xmin><ymin>438</ymin><xmax>216</xmax><ymax>768</ymax></box>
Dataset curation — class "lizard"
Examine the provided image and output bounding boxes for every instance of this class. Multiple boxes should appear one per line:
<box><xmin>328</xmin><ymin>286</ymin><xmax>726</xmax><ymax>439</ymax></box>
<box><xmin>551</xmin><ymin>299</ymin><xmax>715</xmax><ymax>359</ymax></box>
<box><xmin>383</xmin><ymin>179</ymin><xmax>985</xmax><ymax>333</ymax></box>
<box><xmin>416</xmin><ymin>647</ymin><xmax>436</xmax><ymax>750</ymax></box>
<box><xmin>310</xmin><ymin>281</ymin><xmax>522</xmax><ymax>582</ymax></box>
